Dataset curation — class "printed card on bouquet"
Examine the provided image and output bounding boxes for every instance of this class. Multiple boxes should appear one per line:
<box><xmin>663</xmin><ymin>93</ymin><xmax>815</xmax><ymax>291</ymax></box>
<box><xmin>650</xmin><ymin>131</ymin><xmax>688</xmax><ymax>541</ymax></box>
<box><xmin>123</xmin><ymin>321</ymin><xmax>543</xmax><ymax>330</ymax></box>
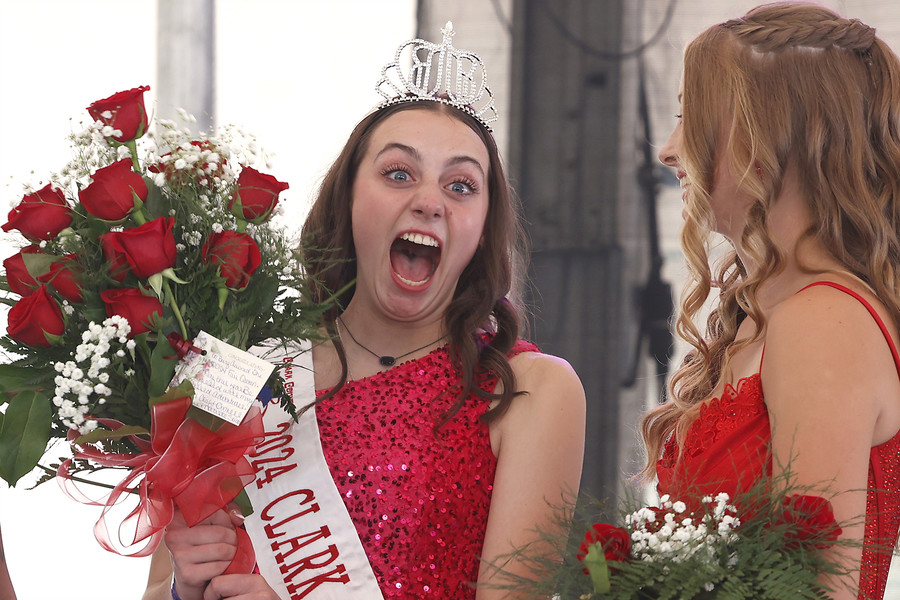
<box><xmin>170</xmin><ymin>330</ymin><xmax>275</xmax><ymax>425</ymax></box>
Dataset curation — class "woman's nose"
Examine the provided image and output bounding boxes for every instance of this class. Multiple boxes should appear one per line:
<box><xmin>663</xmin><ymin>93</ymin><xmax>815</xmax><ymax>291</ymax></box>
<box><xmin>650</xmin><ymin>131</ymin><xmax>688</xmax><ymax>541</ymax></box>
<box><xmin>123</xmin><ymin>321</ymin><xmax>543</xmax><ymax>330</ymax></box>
<box><xmin>410</xmin><ymin>187</ymin><xmax>445</xmax><ymax>219</ymax></box>
<box><xmin>658</xmin><ymin>127</ymin><xmax>680</xmax><ymax>167</ymax></box>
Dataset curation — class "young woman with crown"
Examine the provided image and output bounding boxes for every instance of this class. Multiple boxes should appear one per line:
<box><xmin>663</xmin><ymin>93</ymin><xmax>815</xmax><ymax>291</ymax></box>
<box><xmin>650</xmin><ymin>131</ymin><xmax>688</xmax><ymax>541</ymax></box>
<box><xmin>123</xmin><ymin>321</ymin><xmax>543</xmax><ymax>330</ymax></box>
<box><xmin>646</xmin><ymin>3</ymin><xmax>900</xmax><ymax>598</ymax></box>
<box><xmin>144</xmin><ymin>23</ymin><xmax>586</xmax><ymax>600</ymax></box>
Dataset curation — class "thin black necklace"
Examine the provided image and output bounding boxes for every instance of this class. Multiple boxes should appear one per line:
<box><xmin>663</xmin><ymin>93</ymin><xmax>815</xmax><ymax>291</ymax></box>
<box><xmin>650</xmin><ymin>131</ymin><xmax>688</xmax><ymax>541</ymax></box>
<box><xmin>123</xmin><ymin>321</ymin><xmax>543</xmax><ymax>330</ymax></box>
<box><xmin>336</xmin><ymin>316</ymin><xmax>446</xmax><ymax>367</ymax></box>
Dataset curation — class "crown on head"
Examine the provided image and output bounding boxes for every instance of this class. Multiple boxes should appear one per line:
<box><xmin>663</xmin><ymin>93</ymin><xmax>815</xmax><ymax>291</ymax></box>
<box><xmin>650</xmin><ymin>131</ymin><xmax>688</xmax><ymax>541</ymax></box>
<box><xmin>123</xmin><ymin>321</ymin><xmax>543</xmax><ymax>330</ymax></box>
<box><xmin>376</xmin><ymin>21</ymin><xmax>498</xmax><ymax>130</ymax></box>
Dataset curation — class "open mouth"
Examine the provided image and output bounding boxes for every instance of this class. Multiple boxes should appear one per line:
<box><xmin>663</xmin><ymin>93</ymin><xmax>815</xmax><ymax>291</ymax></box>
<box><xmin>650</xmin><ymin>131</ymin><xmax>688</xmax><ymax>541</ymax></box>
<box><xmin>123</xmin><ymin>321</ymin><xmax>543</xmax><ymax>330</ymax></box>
<box><xmin>389</xmin><ymin>232</ymin><xmax>441</xmax><ymax>287</ymax></box>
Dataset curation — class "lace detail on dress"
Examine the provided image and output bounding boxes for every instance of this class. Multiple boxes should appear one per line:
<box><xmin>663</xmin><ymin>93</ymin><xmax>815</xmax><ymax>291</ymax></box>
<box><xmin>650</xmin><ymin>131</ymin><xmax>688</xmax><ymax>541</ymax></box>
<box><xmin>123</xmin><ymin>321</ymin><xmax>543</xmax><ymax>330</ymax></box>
<box><xmin>660</xmin><ymin>374</ymin><xmax>766</xmax><ymax>468</ymax></box>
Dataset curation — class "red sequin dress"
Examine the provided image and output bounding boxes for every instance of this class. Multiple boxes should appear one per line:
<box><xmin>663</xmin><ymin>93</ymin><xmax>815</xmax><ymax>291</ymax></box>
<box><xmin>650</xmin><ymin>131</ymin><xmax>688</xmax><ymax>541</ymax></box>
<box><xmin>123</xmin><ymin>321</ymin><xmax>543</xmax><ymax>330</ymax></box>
<box><xmin>657</xmin><ymin>282</ymin><xmax>900</xmax><ymax>600</ymax></box>
<box><xmin>315</xmin><ymin>337</ymin><xmax>537</xmax><ymax>599</ymax></box>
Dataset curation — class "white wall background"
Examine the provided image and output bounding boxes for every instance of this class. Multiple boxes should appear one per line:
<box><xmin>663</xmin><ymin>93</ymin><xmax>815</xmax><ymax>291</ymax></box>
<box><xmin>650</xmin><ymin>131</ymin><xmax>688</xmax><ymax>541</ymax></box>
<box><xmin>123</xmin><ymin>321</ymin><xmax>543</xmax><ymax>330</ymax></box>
<box><xmin>0</xmin><ymin>1</ymin><xmax>413</xmax><ymax>598</ymax></box>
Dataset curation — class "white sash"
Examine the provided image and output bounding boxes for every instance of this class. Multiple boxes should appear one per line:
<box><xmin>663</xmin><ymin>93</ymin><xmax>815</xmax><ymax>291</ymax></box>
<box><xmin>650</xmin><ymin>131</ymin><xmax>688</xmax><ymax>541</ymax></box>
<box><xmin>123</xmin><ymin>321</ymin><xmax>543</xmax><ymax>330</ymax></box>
<box><xmin>244</xmin><ymin>341</ymin><xmax>385</xmax><ymax>600</ymax></box>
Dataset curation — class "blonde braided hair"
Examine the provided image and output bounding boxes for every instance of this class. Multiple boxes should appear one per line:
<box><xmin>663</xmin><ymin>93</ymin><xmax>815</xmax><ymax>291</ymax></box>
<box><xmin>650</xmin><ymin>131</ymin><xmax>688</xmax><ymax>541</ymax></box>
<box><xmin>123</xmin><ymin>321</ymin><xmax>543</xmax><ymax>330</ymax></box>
<box><xmin>723</xmin><ymin>11</ymin><xmax>875</xmax><ymax>53</ymax></box>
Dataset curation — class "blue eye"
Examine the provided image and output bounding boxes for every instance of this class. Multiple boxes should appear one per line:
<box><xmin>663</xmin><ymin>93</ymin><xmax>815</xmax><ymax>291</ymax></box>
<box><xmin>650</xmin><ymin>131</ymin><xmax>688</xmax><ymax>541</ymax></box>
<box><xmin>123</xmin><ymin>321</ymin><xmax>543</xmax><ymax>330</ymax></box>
<box><xmin>448</xmin><ymin>177</ymin><xmax>479</xmax><ymax>194</ymax></box>
<box><xmin>387</xmin><ymin>170</ymin><xmax>410</xmax><ymax>182</ymax></box>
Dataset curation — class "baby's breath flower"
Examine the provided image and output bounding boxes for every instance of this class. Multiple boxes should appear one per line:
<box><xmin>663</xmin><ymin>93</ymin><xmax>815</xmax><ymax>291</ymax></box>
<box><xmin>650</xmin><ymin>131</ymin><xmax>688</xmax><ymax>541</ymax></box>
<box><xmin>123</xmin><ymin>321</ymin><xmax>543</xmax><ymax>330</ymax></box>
<box><xmin>53</xmin><ymin>316</ymin><xmax>135</xmax><ymax>434</ymax></box>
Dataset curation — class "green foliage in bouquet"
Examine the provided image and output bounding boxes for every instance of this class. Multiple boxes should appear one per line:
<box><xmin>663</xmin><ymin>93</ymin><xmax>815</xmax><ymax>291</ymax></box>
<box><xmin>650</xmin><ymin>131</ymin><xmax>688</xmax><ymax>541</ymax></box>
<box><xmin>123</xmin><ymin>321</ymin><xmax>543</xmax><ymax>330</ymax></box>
<box><xmin>491</xmin><ymin>474</ymin><xmax>859</xmax><ymax>600</ymax></box>
<box><xmin>0</xmin><ymin>86</ymin><xmax>332</xmax><ymax>487</ymax></box>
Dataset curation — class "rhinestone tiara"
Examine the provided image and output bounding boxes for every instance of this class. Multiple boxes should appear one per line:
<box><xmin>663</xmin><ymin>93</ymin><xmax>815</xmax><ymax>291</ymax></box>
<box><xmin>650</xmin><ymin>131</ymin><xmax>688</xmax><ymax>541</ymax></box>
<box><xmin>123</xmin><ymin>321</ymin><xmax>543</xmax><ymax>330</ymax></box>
<box><xmin>375</xmin><ymin>21</ymin><xmax>498</xmax><ymax>131</ymax></box>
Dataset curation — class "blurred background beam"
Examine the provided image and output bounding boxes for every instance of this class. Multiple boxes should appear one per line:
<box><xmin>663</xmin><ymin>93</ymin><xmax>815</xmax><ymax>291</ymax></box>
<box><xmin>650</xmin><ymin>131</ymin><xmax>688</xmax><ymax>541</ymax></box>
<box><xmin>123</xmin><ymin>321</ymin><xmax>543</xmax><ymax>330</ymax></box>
<box><xmin>507</xmin><ymin>0</ymin><xmax>668</xmax><ymax>501</ymax></box>
<box><xmin>157</xmin><ymin>0</ymin><xmax>216</xmax><ymax>132</ymax></box>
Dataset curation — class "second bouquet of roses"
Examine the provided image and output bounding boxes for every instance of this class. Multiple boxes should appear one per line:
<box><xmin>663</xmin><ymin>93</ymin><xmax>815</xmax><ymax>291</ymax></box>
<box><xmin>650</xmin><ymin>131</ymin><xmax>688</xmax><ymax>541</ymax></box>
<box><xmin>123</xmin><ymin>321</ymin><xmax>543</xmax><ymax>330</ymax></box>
<box><xmin>0</xmin><ymin>86</ymin><xmax>330</xmax><ymax>568</ymax></box>
<box><xmin>492</xmin><ymin>473</ymin><xmax>853</xmax><ymax>600</ymax></box>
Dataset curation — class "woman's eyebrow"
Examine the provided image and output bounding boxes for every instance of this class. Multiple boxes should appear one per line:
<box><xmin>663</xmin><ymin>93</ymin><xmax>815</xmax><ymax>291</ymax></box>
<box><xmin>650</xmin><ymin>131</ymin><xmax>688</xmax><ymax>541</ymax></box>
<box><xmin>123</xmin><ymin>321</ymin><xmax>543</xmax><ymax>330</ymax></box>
<box><xmin>374</xmin><ymin>142</ymin><xmax>420</xmax><ymax>162</ymax></box>
<box><xmin>446</xmin><ymin>155</ymin><xmax>486</xmax><ymax>177</ymax></box>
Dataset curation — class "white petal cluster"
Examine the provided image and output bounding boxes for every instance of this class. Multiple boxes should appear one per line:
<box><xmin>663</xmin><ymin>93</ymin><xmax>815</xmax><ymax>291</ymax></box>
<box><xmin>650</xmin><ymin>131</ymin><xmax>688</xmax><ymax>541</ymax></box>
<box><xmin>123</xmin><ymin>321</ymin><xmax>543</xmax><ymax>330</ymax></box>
<box><xmin>52</xmin><ymin>316</ymin><xmax>133</xmax><ymax>434</ymax></box>
<box><xmin>143</xmin><ymin>119</ymin><xmax>255</xmax><ymax>192</ymax></box>
<box><xmin>625</xmin><ymin>493</ymin><xmax>740</xmax><ymax>568</ymax></box>
<box><xmin>183</xmin><ymin>230</ymin><xmax>203</xmax><ymax>246</ymax></box>
<box><xmin>51</xmin><ymin>119</ymin><xmax>118</xmax><ymax>194</ymax></box>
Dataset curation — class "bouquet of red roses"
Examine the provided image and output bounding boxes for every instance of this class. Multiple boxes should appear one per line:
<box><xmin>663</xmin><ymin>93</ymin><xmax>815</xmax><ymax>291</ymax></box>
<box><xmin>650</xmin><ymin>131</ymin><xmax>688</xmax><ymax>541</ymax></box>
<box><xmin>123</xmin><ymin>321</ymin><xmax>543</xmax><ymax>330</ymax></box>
<box><xmin>572</xmin><ymin>491</ymin><xmax>843</xmax><ymax>599</ymax></box>
<box><xmin>494</xmin><ymin>476</ymin><xmax>853</xmax><ymax>600</ymax></box>
<box><xmin>0</xmin><ymin>86</ymin><xmax>327</xmax><ymax>566</ymax></box>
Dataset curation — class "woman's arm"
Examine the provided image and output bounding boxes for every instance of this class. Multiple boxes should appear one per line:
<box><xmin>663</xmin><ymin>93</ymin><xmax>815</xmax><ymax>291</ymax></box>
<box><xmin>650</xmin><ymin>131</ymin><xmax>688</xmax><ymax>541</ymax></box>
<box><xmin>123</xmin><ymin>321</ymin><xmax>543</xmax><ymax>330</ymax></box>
<box><xmin>477</xmin><ymin>352</ymin><xmax>587</xmax><ymax>599</ymax></box>
<box><xmin>142</xmin><ymin>541</ymin><xmax>175</xmax><ymax>600</ymax></box>
<box><xmin>763</xmin><ymin>285</ymin><xmax>900</xmax><ymax>600</ymax></box>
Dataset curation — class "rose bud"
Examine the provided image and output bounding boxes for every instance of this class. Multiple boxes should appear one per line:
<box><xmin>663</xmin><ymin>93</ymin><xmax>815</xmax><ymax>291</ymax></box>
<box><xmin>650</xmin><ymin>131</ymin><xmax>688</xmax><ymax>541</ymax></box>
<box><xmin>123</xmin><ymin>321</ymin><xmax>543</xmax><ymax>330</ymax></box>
<box><xmin>3</xmin><ymin>246</ymin><xmax>42</xmax><ymax>297</ymax></box>
<box><xmin>201</xmin><ymin>231</ymin><xmax>262</xmax><ymax>289</ymax></box>
<box><xmin>87</xmin><ymin>85</ymin><xmax>151</xmax><ymax>143</ymax></box>
<box><xmin>38</xmin><ymin>254</ymin><xmax>83</xmax><ymax>303</ymax></box>
<box><xmin>79</xmin><ymin>159</ymin><xmax>149</xmax><ymax>221</ymax></box>
<box><xmin>102</xmin><ymin>217</ymin><xmax>177</xmax><ymax>280</ymax></box>
<box><xmin>229</xmin><ymin>166</ymin><xmax>288</xmax><ymax>223</ymax></box>
<box><xmin>100</xmin><ymin>287</ymin><xmax>164</xmax><ymax>336</ymax></box>
<box><xmin>2</xmin><ymin>184</ymin><xmax>73</xmax><ymax>241</ymax></box>
<box><xmin>7</xmin><ymin>285</ymin><xmax>65</xmax><ymax>347</ymax></box>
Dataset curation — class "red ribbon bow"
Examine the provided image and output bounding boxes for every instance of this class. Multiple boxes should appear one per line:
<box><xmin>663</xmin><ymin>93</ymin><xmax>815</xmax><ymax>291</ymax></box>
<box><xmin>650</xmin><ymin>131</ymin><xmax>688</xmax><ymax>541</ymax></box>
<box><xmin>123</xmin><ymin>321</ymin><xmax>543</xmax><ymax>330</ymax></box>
<box><xmin>57</xmin><ymin>396</ymin><xmax>263</xmax><ymax>573</ymax></box>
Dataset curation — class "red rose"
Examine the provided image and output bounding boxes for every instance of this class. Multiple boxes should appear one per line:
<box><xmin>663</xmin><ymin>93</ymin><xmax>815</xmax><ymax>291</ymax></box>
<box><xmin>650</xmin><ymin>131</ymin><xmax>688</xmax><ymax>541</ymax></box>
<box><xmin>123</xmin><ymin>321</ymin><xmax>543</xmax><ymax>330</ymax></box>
<box><xmin>577</xmin><ymin>523</ymin><xmax>632</xmax><ymax>573</ymax></box>
<box><xmin>102</xmin><ymin>217</ymin><xmax>177</xmax><ymax>280</ymax></box>
<box><xmin>79</xmin><ymin>159</ymin><xmax>148</xmax><ymax>221</ymax></box>
<box><xmin>201</xmin><ymin>231</ymin><xmax>262</xmax><ymax>289</ymax></box>
<box><xmin>229</xmin><ymin>166</ymin><xmax>288</xmax><ymax>223</ymax></box>
<box><xmin>87</xmin><ymin>85</ymin><xmax>151</xmax><ymax>143</ymax></box>
<box><xmin>775</xmin><ymin>494</ymin><xmax>842</xmax><ymax>549</ymax></box>
<box><xmin>1</xmin><ymin>184</ymin><xmax>73</xmax><ymax>241</ymax></box>
<box><xmin>100</xmin><ymin>287</ymin><xmax>164</xmax><ymax>336</ymax></box>
<box><xmin>3</xmin><ymin>246</ymin><xmax>42</xmax><ymax>297</ymax></box>
<box><xmin>38</xmin><ymin>254</ymin><xmax>83</xmax><ymax>303</ymax></box>
<box><xmin>7</xmin><ymin>285</ymin><xmax>65</xmax><ymax>347</ymax></box>
<box><xmin>579</xmin><ymin>523</ymin><xmax>632</xmax><ymax>561</ymax></box>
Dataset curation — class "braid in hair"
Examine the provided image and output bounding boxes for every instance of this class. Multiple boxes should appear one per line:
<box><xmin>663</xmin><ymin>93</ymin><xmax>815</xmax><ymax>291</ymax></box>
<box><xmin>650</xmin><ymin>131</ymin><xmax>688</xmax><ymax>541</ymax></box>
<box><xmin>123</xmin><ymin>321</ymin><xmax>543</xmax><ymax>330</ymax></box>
<box><xmin>723</xmin><ymin>11</ymin><xmax>875</xmax><ymax>54</ymax></box>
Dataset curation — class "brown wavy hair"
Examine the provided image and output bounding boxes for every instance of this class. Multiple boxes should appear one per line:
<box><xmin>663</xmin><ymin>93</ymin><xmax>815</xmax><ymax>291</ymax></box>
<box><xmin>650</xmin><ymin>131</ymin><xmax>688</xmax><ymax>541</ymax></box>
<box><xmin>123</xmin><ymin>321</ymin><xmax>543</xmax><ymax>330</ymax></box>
<box><xmin>640</xmin><ymin>2</ymin><xmax>900</xmax><ymax>478</ymax></box>
<box><xmin>301</xmin><ymin>100</ymin><xmax>528</xmax><ymax>424</ymax></box>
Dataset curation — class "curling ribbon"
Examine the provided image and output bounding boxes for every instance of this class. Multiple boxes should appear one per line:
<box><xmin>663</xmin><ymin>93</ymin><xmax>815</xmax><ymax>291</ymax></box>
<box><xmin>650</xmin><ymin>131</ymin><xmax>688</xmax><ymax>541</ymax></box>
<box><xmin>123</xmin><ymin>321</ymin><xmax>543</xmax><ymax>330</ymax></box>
<box><xmin>57</xmin><ymin>396</ymin><xmax>264</xmax><ymax>574</ymax></box>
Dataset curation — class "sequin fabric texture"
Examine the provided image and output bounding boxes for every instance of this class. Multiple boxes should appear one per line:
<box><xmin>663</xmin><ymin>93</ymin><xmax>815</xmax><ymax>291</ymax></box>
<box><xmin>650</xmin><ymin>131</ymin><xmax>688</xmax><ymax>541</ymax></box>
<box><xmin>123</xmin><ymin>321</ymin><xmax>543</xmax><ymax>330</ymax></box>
<box><xmin>316</xmin><ymin>337</ymin><xmax>537</xmax><ymax>598</ymax></box>
<box><xmin>657</xmin><ymin>282</ymin><xmax>900</xmax><ymax>600</ymax></box>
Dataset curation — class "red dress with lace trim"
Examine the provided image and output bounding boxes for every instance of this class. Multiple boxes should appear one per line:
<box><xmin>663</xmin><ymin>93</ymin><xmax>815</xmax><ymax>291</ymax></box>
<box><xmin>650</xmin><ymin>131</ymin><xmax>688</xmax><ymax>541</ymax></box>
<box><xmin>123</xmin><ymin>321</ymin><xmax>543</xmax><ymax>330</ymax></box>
<box><xmin>656</xmin><ymin>282</ymin><xmax>900</xmax><ymax>600</ymax></box>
